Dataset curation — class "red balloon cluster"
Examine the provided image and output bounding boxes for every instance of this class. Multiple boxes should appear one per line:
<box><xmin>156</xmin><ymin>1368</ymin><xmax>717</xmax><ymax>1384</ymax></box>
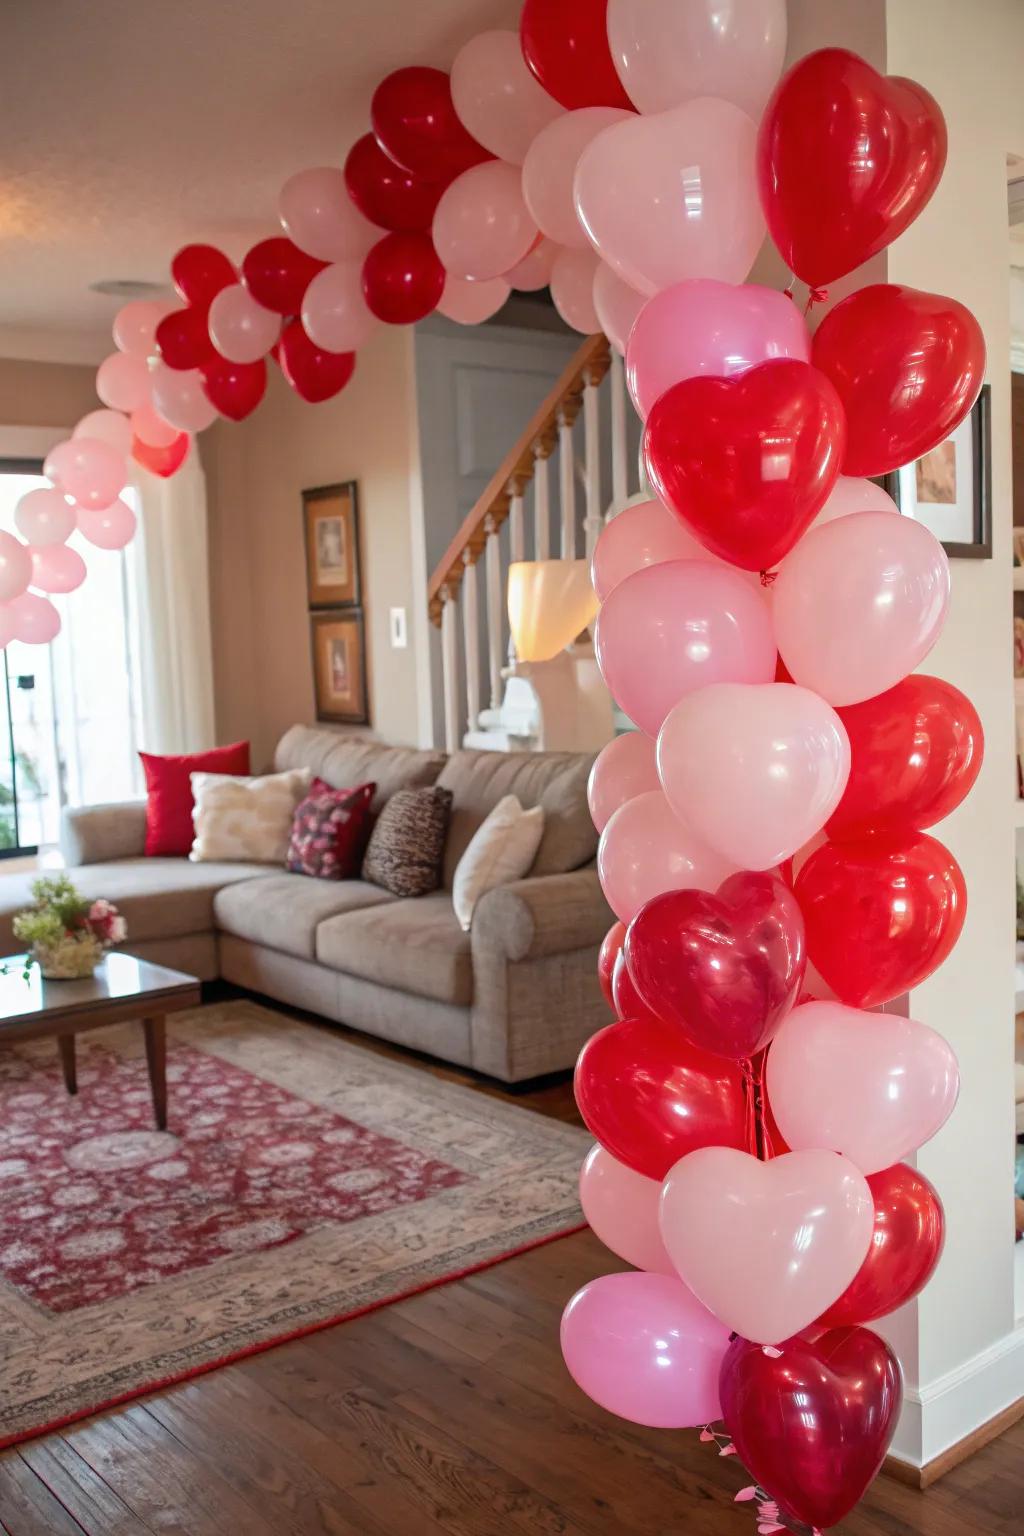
<box><xmin>158</xmin><ymin>244</ymin><xmax>237</xmax><ymax>372</ymax></box>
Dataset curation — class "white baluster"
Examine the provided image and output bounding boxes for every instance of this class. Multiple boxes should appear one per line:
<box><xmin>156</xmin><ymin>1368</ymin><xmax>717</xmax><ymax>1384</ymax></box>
<box><xmin>558</xmin><ymin>402</ymin><xmax>579</xmax><ymax>559</ymax></box>
<box><xmin>461</xmin><ymin>549</ymin><xmax>481</xmax><ymax>734</ymax></box>
<box><xmin>440</xmin><ymin>584</ymin><xmax>460</xmax><ymax>753</ymax></box>
<box><xmin>583</xmin><ymin>368</ymin><xmax>603</xmax><ymax>559</ymax></box>
<box><xmin>533</xmin><ymin>439</ymin><xmax>551</xmax><ymax>559</ymax></box>
<box><xmin>508</xmin><ymin>482</ymin><xmax>525</xmax><ymax>565</ymax></box>
<box><xmin>484</xmin><ymin>512</ymin><xmax>503</xmax><ymax>711</ymax></box>
<box><xmin>610</xmin><ymin>348</ymin><xmax>628</xmax><ymax>511</ymax></box>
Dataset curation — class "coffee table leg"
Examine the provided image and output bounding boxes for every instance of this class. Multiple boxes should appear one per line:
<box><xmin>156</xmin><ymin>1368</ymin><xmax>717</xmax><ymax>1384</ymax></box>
<box><xmin>58</xmin><ymin>1034</ymin><xmax>77</xmax><ymax>1095</ymax></box>
<box><xmin>143</xmin><ymin>1017</ymin><xmax>167</xmax><ymax>1130</ymax></box>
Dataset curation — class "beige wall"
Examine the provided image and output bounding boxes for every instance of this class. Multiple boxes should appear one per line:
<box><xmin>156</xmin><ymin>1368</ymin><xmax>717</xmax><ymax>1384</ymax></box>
<box><xmin>203</xmin><ymin>324</ymin><xmax>423</xmax><ymax>767</ymax></box>
<box><xmin>0</xmin><ymin>357</ymin><xmax>98</xmax><ymax>431</ymax></box>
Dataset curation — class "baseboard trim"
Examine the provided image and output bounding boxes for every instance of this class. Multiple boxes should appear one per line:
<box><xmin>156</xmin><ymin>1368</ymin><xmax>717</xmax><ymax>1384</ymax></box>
<box><xmin>885</xmin><ymin>1394</ymin><xmax>1024</xmax><ymax>1487</ymax></box>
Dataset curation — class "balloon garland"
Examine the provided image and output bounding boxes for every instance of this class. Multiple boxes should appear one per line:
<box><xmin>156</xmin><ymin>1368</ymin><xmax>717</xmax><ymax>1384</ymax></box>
<box><xmin>10</xmin><ymin>14</ymin><xmax>985</xmax><ymax>1522</ymax></box>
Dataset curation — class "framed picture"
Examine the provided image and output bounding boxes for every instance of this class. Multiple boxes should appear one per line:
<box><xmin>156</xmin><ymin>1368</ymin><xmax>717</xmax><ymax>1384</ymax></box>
<box><xmin>311</xmin><ymin>610</ymin><xmax>369</xmax><ymax>725</ymax></box>
<box><xmin>878</xmin><ymin>385</ymin><xmax>991</xmax><ymax>558</ymax></box>
<box><xmin>303</xmin><ymin>482</ymin><xmax>361</xmax><ymax>608</ymax></box>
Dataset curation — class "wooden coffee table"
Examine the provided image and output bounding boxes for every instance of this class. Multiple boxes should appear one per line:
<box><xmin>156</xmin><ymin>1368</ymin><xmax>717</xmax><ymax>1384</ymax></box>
<box><xmin>0</xmin><ymin>952</ymin><xmax>201</xmax><ymax>1130</ymax></box>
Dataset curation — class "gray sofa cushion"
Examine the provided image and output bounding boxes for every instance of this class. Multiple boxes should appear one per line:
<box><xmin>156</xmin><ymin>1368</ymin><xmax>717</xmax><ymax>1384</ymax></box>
<box><xmin>0</xmin><ymin>859</ymin><xmax>273</xmax><ymax>952</ymax></box>
<box><xmin>214</xmin><ymin>874</ymin><xmax>395</xmax><ymax>960</ymax></box>
<box><xmin>436</xmin><ymin>749</ymin><xmax>597</xmax><ymax>886</ymax></box>
<box><xmin>273</xmin><ymin>726</ymin><xmax>446</xmax><ymax>814</ymax></box>
<box><xmin>316</xmin><ymin>891</ymin><xmax>472</xmax><ymax>1006</ymax></box>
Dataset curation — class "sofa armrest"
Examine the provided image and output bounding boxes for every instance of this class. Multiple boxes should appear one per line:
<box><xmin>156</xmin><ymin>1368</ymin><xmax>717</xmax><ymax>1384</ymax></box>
<box><xmin>471</xmin><ymin>863</ymin><xmax>612</xmax><ymax>964</ymax></box>
<box><xmin>60</xmin><ymin>801</ymin><xmax>148</xmax><ymax>867</ymax></box>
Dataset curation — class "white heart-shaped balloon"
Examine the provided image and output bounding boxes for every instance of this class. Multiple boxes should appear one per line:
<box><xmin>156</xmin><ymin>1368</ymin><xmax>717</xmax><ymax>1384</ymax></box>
<box><xmin>657</xmin><ymin>682</ymin><xmax>850</xmax><ymax>870</ymax></box>
<box><xmin>573</xmin><ymin>99</ymin><xmax>766</xmax><ymax>297</ymax></box>
<box><xmin>767</xmin><ymin>1001</ymin><xmax>960</xmax><ymax>1174</ymax></box>
<box><xmin>660</xmin><ymin>1146</ymin><xmax>874</xmax><ymax>1344</ymax></box>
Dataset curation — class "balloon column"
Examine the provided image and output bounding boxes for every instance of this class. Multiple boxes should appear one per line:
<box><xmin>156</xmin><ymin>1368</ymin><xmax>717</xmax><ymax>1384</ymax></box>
<box><xmin>561</xmin><ymin>22</ymin><xmax>981</xmax><ymax>1536</ymax></box>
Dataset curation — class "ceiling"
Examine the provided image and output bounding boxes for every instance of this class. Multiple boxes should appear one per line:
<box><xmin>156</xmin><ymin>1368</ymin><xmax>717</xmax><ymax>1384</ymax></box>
<box><xmin>0</xmin><ymin>0</ymin><xmax>517</xmax><ymax>360</ymax></box>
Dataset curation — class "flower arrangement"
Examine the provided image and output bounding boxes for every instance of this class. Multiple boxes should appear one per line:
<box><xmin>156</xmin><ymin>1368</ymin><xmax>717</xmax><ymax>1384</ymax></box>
<box><xmin>12</xmin><ymin>875</ymin><xmax>127</xmax><ymax>979</ymax></box>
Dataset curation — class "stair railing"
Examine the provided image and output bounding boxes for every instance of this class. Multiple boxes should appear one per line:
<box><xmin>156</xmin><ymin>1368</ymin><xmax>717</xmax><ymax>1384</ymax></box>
<box><xmin>427</xmin><ymin>333</ymin><xmax>632</xmax><ymax>751</ymax></box>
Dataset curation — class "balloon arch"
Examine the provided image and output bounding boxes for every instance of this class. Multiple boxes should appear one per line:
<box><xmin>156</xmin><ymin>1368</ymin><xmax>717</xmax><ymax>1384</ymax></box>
<box><xmin>16</xmin><ymin>4</ymin><xmax>985</xmax><ymax>1528</ymax></box>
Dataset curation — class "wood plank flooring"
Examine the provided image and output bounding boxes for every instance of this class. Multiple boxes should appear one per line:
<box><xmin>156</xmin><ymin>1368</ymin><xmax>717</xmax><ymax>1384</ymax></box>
<box><xmin>0</xmin><ymin>1007</ymin><xmax>1020</xmax><ymax>1536</ymax></box>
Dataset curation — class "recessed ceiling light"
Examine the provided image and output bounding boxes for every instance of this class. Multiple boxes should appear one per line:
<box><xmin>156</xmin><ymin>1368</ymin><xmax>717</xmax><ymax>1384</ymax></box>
<box><xmin>89</xmin><ymin>279</ymin><xmax>168</xmax><ymax>298</ymax></box>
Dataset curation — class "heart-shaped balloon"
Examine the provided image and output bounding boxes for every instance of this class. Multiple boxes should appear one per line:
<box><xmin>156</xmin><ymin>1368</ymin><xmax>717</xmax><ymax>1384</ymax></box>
<box><xmin>767</xmin><ymin>1000</ymin><xmax>960</xmax><ymax>1175</ymax></box>
<box><xmin>155</xmin><ymin>307</ymin><xmax>217</xmax><ymax>371</ymax></box>
<box><xmin>242</xmin><ymin>238</ymin><xmax>327</xmax><ymax>316</ymax></box>
<box><xmin>757</xmin><ymin>47</ymin><xmax>946</xmax><ymax>287</ymax></box>
<box><xmin>597</xmin><ymin>920</ymin><xmax>625</xmax><ymax>1010</ymax></box>
<box><xmin>794</xmin><ymin>830</ymin><xmax>966</xmax><ymax>1007</ymax></box>
<box><xmin>773</xmin><ymin>511</ymin><xmax>950</xmax><ymax>707</ymax></box>
<box><xmin>597</xmin><ymin>788</ymin><xmax>741</xmax><ymax>925</ymax></box>
<box><xmin>625</xmin><ymin>874</ymin><xmax>804</xmax><ymax>1060</ymax></box>
<box><xmin>201</xmin><ymin>357</ymin><xmax>267</xmax><ymax>422</ymax></box>
<box><xmin>610</xmin><ymin>946</ymin><xmax>644</xmax><ymax>1020</ymax></box>
<box><xmin>812</xmin><ymin>284</ymin><xmax>985</xmax><ymax>476</ymax></box>
<box><xmin>660</xmin><ymin>1147</ymin><xmax>873</xmax><ymax>1344</ymax></box>
<box><xmin>574</xmin><ymin>1014</ymin><xmax>747</xmax><ymax>1181</ymax></box>
<box><xmin>828</xmin><ymin>675</ymin><xmax>984</xmax><ymax>841</ymax></box>
<box><xmin>131</xmin><ymin>432</ymin><xmax>190</xmax><ymax>478</ymax></box>
<box><xmin>818</xmin><ymin>1163</ymin><xmax>945</xmax><ymax>1326</ymax></box>
<box><xmin>719</xmin><ymin>1328</ymin><xmax>903</xmax><ymax>1530</ymax></box>
<box><xmin>278</xmin><ymin>320</ymin><xmax>357</xmax><ymax>404</ymax></box>
<box><xmin>574</xmin><ymin>97</ymin><xmax>766</xmax><ymax>297</ymax></box>
<box><xmin>643</xmin><ymin>360</ymin><xmax>846</xmax><ymax>571</ymax></box>
<box><xmin>657</xmin><ymin>683</ymin><xmax>850</xmax><ymax>871</ymax></box>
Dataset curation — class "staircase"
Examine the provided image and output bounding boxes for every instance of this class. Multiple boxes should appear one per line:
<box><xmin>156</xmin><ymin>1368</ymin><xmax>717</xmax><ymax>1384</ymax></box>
<box><xmin>426</xmin><ymin>333</ymin><xmax>637</xmax><ymax>753</ymax></box>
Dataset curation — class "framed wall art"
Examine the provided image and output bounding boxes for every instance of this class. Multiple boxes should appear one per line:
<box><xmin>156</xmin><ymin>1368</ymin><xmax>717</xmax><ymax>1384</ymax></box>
<box><xmin>310</xmin><ymin>610</ymin><xmax>369</xmax><ymax>726</ymax></box>
<box><xmin>303</xmin><ymin>482</ymin><xmax>361</xmax><ymax>608</ymax></box>
<box><xmin>878</xmin><ymin>384</ymin><xmax>992</xmax><ymax>558</ymax></box>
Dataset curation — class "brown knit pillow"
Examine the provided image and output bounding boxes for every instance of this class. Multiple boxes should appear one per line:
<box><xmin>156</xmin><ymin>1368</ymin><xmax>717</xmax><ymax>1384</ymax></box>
<box><xmin>361</xmin><ymin>787</ymin><xmax>453</xmax><ymax>897</ymax></box>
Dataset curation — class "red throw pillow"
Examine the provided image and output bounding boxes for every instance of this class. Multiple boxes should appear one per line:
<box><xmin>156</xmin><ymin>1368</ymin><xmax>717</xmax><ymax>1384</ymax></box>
<box><xmin>287</xmin><ymin>779</ymin><xmax>376</xmax><ymax>880</ymax></box>
<box><xmin>140</xmin><ymin>742</ymin><xmax>251</xmax><ymax>857</ymax></box>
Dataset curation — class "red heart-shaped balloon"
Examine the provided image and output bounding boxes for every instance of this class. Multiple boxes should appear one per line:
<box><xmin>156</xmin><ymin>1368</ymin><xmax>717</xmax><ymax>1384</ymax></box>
<box><xmin>719</xmin><ymin>1328</ymin><xmax>902</xmax><ymax>1530</ymax></box>
<box><xmin>828</xmin><ymin>674</ymin><xmax>984</xmax><ymax>842</ymax></box>
<box><xmin>757</xmin><ymin>48</ymin><xmax>946</xmax><ymax>287</ymax></box>
<box><xmin>170</xmin><ymin>244</ymin><xmax>236</xmax><ymax>310</ymax></box>
<box><xmin>344</xmin><ymin>132</ymin><xmax>446</xmax><ymax>233</ymax></box>
<box><xmin>131</xmin><ymin>432</ymin><xmax>190</xmax><ymax>478</ymax></box>
<box><xmin>818</xmin><ymin>1163</ymin><xmax>945</xmax><ymax>1327</ymax></box>
<box><xmin>574</xmin><ymin>1013</ymin><xmax>747</xmax><ymax>1181</ymax></box>
<box><xmin>795</xmin><ymin>831</ymin><xmax>966</xmax><ymax>1009</ymax></box>
<box><xmin>625</xmin><ymin>873</ymin><xmax>806</xmax><ymax>1060</ymax></box>
<box><xmin>155</xmin><ymin>307</ymin><xmax>217</xmax><ymax>371</ymax></box>
<box><xmin>362</xmin><ymin>231</ymin><xmax>445</xmax><ymax>324</ymax></box>
<box><xmin>278</xmin><ymin>320</ymin><xmax>356</xmax><ymax>404</ymax></box>
<box><xmin>812</xmin><ymin>283</ymin><xmax>986</xmax><ymax>476</ymax></box>
<box><xmin>596</xmin><ymin>920</ymin><xmax>624</xmax><ymax>1010</ymax></box>
<box><xmin>201</xmin><ymin>357</ymin><xmax>267</xmax><ymax>422</ymax></box>
<box><xmin>241</xmin><ymin>238</ymin><xmax>326</xmax><ymax>316</ymax></box>
<box><xmin>642</xmin><ymin>359</ymin><xmax>845</xmax><ymax>571</ymax></box>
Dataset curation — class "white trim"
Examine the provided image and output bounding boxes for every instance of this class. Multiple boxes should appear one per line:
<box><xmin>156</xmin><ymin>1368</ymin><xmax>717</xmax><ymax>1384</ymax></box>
<box><xmin>0</xmin><ymin>425</ymin><xmax>64</xmax><ymax>461</ymax></box>
<box><xmin>888</xmin><ymin>1326</ymin><xmax>1024</xmax><ymax>1466</ymax></box>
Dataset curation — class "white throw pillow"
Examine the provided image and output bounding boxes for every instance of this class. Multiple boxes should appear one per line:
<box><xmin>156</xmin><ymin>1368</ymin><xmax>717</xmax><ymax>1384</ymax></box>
<box><xmin>189</xmin><ymin>769</ymin><xmax>311</xmax><ymax>864</ymax></box>
<box><xmin>452</xmin><ymin>794</ymin><xmax>545</xmax><ymax>931</ymax></box>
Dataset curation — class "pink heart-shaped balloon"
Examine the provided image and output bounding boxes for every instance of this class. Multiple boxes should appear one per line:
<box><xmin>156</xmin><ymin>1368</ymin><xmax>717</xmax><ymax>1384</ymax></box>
<box><xmin>767</xmin><ymin>1001</ymin><xmax>960</xmax><ymax>1175</ymax></box>
<box><xmin>657</xmin><ymin>683</ymin><xmax>850</xmax><ymax>871</ymax></box>
<box><xmin>659</xmin><ymin>1146</ymin><xmax>874</xmax><ymax>1344</ymax></box>
<box><xmin>625</xmin><ymin>872</ymin><xmax>806</xmax><ymax>1059</ymax></box>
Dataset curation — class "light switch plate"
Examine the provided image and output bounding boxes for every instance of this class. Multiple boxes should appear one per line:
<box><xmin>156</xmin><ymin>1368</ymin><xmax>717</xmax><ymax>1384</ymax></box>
<box><xmin>389</xmin><ymin>607</ymin><xmax>408</xmax><ymax>648</ymax></box>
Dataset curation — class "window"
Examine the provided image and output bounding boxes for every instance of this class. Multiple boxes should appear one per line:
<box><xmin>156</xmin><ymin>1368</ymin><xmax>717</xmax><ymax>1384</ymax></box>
<box><xmin>0</xmin><ymin>462</ymin><xmax>143</xmax><ymax>853</ymax></box>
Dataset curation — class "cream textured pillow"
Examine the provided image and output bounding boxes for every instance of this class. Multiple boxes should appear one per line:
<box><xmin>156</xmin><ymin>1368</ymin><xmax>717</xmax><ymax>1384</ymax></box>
<box><xmin>452</xmin><ymin>794</ymin><xmax>545</xmax><ymax>931</ymax></box>
<box><xmin>189</xmin><ymin>769</ymin><xmax>311</xmax><ymax>864</ymax></box>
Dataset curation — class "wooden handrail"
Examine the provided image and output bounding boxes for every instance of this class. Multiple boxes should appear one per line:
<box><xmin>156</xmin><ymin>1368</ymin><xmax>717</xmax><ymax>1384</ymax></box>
<box><xmin>427</xmin><ymin>332</ymin><xmax>611</xmax><ymax>624</ymax></box>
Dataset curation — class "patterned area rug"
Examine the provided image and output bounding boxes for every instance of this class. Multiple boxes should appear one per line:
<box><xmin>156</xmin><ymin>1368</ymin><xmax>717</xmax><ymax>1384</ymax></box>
<box><xmin>0</xmin><ymin>999</ymin><xmax>587</xmax><ymax>1447</ymax></box>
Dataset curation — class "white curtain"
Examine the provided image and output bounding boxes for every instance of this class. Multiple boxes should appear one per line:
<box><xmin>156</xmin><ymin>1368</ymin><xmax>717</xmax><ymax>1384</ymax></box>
<box><xmin>126</xmin><ymin>445</ymin><xmax>216</xmax><ymax>755</ymax></box>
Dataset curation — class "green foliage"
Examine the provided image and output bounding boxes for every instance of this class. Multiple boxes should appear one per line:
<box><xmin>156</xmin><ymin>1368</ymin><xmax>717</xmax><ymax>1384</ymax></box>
<box><xmin>12</xmin><ymin>875</ymin><xmax>91</xmax><ymax>947</ymax></box>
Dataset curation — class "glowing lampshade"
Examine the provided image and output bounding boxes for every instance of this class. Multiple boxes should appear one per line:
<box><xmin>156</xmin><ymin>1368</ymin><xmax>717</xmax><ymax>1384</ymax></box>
<box><xmin>507</xmin><ymin>560</ymin><xmax>599</xmax><ymax>662</ymax></box>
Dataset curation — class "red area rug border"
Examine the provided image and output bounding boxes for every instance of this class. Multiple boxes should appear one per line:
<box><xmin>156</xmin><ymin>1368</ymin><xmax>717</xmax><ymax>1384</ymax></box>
<box><xmin>0</xmin><ymin>1219</ymin><xmax>587</xmax><ymax>1453</ymax></box>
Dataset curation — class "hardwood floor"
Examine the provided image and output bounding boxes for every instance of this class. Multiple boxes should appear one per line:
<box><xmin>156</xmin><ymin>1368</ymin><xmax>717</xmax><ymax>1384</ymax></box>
<box><xmin>0</xmin><ymin>1012</ymin><xmax>1020</xmax><ymax>1536</ymax></box>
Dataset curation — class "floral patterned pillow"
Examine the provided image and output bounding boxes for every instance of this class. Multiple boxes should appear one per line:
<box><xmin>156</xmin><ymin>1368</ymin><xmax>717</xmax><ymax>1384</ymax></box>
<box><xmin>286</xmin><ymin>779</ymin><xmax>376</xmax><ymax>880</ymax></box>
